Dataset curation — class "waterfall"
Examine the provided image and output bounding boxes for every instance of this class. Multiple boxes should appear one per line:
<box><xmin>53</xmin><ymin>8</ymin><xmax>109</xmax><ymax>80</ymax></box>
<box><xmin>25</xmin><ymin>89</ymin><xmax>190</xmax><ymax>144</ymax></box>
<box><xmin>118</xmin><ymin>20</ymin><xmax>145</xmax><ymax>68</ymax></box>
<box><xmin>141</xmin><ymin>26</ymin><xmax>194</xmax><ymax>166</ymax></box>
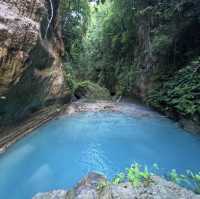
<box><xmin>45</xmin><ymin>0</ymin><xmax>54</xmax><ymax>39</ymax></box>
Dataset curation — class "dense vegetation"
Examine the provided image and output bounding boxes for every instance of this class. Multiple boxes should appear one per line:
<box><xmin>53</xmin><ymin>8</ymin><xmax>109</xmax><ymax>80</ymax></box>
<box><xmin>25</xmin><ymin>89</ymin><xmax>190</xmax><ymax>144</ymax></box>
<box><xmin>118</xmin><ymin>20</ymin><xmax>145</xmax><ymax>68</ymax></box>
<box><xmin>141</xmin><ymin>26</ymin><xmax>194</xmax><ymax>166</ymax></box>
<box><xmin>78</xmin><ymin>0</ymin><xmax>137</xmax><ymax>96</ymax></box>
<box><xmin>60</xmin><ymin>0</ymin><xmax>200</xmax><ymax>124</ymax></box>
<box><xmin>147</xmin><ymin>58</ymin><xmax>200</xmax><ymax>120</ymax></box>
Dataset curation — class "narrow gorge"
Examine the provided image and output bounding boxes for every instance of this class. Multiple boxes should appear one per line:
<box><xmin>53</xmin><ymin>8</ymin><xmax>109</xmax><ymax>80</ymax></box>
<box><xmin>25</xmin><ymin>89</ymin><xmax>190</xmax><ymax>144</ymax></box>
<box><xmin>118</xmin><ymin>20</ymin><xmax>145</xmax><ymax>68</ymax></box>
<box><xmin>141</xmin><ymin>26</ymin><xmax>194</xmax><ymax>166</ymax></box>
<box><xmin>0</xmin><ymin>0</ymin><xmax>200</xmax><ymax>199</ymax></box>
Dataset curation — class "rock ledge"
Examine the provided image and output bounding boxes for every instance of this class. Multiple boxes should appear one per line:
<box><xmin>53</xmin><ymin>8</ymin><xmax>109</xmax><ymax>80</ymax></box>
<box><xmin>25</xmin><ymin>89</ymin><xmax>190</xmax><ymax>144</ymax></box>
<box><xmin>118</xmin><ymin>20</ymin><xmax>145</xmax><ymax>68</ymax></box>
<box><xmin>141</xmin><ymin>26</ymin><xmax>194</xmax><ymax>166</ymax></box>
<box><xmin>33</xmin><ymin>172</ymin><xmax>200</xmax><ymax>199</ymax></box>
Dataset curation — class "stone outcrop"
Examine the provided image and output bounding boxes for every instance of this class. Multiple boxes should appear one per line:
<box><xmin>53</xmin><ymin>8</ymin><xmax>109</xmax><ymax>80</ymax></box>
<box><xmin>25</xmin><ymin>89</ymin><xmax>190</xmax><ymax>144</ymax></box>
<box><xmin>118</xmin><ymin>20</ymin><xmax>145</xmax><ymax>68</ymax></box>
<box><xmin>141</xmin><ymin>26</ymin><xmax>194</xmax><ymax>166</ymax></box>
<box><xmin>0</xmin><ymin>0</ymin><xmax>69</xmax><ymax>125</ymax></box>
<box><xmin>33</xmin><ymin>172</ymin><xmax>200</xmax><ymax>199</ymax></box>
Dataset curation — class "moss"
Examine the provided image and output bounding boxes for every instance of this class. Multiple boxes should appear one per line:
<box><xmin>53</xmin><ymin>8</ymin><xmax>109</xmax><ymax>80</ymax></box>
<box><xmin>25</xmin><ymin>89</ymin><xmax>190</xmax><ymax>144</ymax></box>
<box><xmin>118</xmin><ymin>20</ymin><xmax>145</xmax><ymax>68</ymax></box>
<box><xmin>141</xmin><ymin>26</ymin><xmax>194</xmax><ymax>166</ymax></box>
<box><xmin>74</xmin><ymin>81</ymin><xmax>111</xmax><ymax>100</ymax></box>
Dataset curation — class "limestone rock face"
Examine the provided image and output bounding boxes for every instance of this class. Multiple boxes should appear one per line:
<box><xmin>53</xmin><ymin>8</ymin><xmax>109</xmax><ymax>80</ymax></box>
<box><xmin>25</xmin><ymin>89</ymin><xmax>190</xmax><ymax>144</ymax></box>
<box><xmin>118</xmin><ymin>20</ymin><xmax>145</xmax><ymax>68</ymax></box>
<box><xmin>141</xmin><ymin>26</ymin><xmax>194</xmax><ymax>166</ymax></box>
<box><xmin>0</xmin><ymin>0</ymin><xmax>68</xmax><ymax>124</ymax></box>
<box><xmin>33</xmin><ymin>172</ymin><xmax>200</xmax><ymax>199</ymax></box>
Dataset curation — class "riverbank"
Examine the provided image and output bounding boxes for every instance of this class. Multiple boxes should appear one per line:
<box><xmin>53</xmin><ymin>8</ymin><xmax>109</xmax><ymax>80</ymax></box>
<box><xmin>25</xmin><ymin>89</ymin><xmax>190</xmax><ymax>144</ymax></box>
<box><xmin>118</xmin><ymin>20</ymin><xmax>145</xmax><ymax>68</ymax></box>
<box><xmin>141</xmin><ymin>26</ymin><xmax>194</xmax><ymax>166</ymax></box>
<box><xmin>0</xmin><ymin>104</ymin><xmax>69</xmax><ymax>153</ymax></box>
<box><xmin>0</xmin><ymin>100</ymin><xmax>154</xmax><ymax>153</ymax></box>
<box><xmin>73</xmin><ymin>99</ymin><xmax>200</xmax><ymax>135</ymax></box>
<box><xmin>0</xmin><ymin>99</ymin><xmax>199</xmax><ymax>154</ymax></box>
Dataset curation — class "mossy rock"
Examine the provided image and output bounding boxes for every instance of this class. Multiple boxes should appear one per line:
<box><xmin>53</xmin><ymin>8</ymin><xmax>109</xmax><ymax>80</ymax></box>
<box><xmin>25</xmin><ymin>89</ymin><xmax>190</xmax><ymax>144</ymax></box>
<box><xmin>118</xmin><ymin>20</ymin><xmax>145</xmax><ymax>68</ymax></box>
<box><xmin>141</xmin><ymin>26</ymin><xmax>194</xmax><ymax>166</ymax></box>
<box><xmin>74</xmin><ymin>81</ymin><xmax>111</xmax><ymax>100</ymax></box>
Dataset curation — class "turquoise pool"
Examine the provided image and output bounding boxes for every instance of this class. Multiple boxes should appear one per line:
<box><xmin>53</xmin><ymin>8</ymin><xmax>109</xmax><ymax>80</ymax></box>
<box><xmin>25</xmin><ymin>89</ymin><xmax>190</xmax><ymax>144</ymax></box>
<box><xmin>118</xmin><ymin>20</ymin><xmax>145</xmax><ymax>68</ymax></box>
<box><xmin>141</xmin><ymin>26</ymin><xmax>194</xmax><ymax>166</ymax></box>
<box><xmin>0</xmin><ymin>105</ymin><xmax>200</xmax><ymax>198</ymax></box>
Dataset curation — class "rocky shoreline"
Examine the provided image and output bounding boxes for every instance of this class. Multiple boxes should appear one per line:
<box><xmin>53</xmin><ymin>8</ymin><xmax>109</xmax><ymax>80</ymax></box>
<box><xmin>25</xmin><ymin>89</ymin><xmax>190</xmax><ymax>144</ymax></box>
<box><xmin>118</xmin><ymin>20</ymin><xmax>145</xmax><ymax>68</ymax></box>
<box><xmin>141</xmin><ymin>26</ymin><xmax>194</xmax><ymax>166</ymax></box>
<box><xmin>33</xmin><ymin>172</ymin><xmax>200</xmax><ymax>199</ymax></box>
<box><xmin>0</xmin><ymin>101</ymin><xmax>111</xmax><ymax>153</ymax></box>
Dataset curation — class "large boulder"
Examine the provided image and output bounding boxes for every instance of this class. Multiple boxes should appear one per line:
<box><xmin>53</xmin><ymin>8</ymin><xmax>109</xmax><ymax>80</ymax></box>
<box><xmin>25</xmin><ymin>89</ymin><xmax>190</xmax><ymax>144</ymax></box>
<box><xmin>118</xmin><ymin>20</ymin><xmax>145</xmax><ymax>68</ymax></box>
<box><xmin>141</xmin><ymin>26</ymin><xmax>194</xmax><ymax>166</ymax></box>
<box><xmin>74</xmin><ymin>81</ymin><xmax>111</xmax><ymax>101</ymax></box>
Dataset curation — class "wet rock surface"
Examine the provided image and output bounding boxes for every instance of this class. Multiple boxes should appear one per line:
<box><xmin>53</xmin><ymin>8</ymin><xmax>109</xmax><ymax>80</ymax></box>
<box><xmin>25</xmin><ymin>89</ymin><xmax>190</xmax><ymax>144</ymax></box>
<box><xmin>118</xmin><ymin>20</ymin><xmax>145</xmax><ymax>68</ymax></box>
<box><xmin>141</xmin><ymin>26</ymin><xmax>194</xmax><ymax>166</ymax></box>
<box><xmin>67</xmin><ymin>100</ymin><xmax>160</xmax><ymax>119</ymax></box>
<box><xmin>33</xmin><ymin>172</ymin><xmax>200</xmax><ymax>199</ymax></box>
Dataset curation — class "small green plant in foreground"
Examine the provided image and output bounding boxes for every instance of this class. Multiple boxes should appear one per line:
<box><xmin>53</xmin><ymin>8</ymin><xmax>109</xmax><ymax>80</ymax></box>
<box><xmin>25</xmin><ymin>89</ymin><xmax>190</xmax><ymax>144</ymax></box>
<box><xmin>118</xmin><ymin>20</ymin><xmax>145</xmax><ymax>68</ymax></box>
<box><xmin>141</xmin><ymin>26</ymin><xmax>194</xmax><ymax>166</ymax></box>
<box><xmin>186</xmin><ymin>170</ymin><xmax>200</xmax><ymax>194</ymax></box>
<box><xmin>166</xmin><ymin>169</ymin><xmax>200</xmax><ymax>194</ymax></box>
<box><xmin>168</xmin><ymin>169</ymin><xmax>184</xmax><ymax>184</ymax></box>
<box><xmin>112</xmin><ymin>163</ymin><xmax>153</xmax><ymax>187</ymax></box>
<box><xmin>111</xmin><ymin>163</ymin><xmax>200</xmax><ymax>194</ymax></box>
<box><xmin>127</xmin><ymin>163</ymin><xmax>152</xmax><ymax>187</ymax></box>
<box><xmin>112</xmin><ymin>172</ymin><xmax>126</xmax><ymax>185</ymax></box>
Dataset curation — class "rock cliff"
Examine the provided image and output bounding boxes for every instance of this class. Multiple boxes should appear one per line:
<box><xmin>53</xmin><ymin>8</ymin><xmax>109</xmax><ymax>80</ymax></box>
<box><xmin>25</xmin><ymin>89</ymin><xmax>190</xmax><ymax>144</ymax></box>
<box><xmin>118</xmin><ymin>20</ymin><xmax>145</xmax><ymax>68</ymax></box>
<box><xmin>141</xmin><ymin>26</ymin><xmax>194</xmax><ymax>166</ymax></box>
<box><xmin>0</xmin><ymin>0</ymin><xmax>68</xmax><ymax>125</ymax></box>
<box><xmin>133</xmin><ymin>0</ymin><xmax>200</xmax><ymax>132</ymax></box>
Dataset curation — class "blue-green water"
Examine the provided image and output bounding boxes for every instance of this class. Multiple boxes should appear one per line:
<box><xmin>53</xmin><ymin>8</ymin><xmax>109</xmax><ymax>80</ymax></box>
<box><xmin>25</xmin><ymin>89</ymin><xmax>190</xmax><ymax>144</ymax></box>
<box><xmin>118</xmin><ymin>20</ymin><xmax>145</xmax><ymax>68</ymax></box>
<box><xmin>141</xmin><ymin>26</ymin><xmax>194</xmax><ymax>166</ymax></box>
<box><xmin>0</xmin><ymin>106</ymin><xmax>200</xmax><ymax>199</ymax></box>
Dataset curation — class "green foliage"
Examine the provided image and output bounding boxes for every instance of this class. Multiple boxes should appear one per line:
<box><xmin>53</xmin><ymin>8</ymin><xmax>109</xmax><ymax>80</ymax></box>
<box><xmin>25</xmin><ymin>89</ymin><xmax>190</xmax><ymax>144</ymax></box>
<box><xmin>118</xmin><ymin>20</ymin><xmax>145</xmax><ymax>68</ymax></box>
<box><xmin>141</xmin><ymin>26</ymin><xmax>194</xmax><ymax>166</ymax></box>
<box><xmin>60</xmin><ymin>0</ymin><xmax>90</xmax><ymax>60</ymax></box>
<box><xmin>75</xmin><ymin>0</ymin><xmax>137</xmax><ymax>94</ymax></box>
<box><xmin>112</xmin><ymin>172</ymin><xmax>126</xmax><ymax>185</ymax></box>
<box><xmin>168</xmin><ymin>169</ymin><xmax>184</xmax><ymax>184</ymax></box>
<box><xmin>167</xmin><ymin>169</ymin><xmax>200</xmax><ymax>194</ymax></box>
<box><xmin>114</xmin><ymin>63</ymin><xmax>137</xmax><ymax>96</ymax></box>
<box><xmin>63</xmin><ymin>63</ymin><xmax>77</xmax><ymax>94</ymax></box>
<box><xmin>112</xmin><ymin>163</ymin><xmax>153</xmax><ymax>187</ymax></box>
<box><xmin>147</xmin><ymin>57</ymin><xmax>200</xmax><ymax>119</ymax></box>
<box><xmin>64</xmin><ymin>73</ymin><xmax>76</xmax><ymax>94</ymax></box>
<box><xmin>111</xmin><ymin>163</ymin><xmax>200</xmax><ymax>194</ymax></box>
<box><xmin>152</xmin><ymin>34</ymin><xmax>171</xmax><ymax>56</ymax></box>
<box><xmin>60</xmin><ymin>0</ymin><xmax>200</xmax><ymax>113</ymax></box>
<box><xmin>127</xmin><ymin>164</ymin><xmax>152</xmax><ymax>187</ymax></box>
<box><xmin>186</xmin><ymin>170</ymin><xmax>200</xmax><ymax>194</ymax></box>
